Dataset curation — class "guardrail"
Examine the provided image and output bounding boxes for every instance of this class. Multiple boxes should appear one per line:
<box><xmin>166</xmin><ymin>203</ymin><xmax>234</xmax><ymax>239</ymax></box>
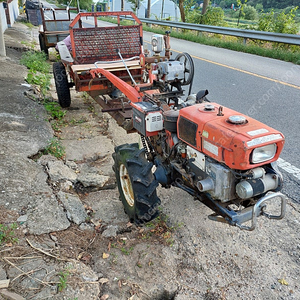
<box><xmin>126</xmin><ymin>16</ymin><xmax>300</xmax><ymax>46</ymax></box>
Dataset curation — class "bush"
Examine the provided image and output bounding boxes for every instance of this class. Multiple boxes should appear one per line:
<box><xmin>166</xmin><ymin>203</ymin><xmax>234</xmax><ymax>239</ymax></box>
<box><xmin>257</xmin><ymin>7</ymin><xmax>299</xmax><ymax>34</ymax></box>
<box><xmin>200</xmin><ymin>7</ymin><xmax>226</xmax><ymax>26</ymax></box>
<box><xmin>186</xmin><ymin>9</ymin><xmax>202</xmax><ymax>24</ymax></box>
<box><xmin>243</xmin><ymin>5</ymin><xmax>258</xmax><ymax>20</ymax></box>
<box><xmin>255</xmin><ymin>3</ymin><xmax>263</xmax><ymax>12</ymax></box>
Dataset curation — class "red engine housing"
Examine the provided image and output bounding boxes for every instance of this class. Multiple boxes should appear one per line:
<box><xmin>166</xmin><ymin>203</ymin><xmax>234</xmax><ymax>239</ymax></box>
<box><xmin>177</xmin><ymin>102</ymin><xmax>285</xmax><ymax>170</ymax></box>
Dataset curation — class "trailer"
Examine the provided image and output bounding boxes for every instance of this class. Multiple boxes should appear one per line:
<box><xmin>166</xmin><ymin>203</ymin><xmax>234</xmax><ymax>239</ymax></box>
<box><xmin>38</xmin><ymin>7</ymin><xmax>80</xmax><ymax>56</ymax></box>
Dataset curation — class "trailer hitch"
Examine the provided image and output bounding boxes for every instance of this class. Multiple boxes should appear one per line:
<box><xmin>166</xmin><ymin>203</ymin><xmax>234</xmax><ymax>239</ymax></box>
<box><xmin>205</xmin><ymin>192</ymin><xmax>286</xmax><ymax>231</ymax></box>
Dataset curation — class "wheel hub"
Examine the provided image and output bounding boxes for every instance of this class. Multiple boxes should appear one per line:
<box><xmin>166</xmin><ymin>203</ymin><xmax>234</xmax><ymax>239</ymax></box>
<box><xmin>119</xmin><ymin>164</ymin><xmax>134</xmax><ymax>207</ymax></box>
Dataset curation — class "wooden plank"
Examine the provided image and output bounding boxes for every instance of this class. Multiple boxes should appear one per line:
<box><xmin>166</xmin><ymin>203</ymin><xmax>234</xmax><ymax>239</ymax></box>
<box><xmin>71</xmin><ymin>60</ymin><xmax>141</xmax><ymax>73</ymax></box>
<box><xmin>0</xmin><ymin>279</ymin><xmax>10</xmax><ymax>289</ymax></box>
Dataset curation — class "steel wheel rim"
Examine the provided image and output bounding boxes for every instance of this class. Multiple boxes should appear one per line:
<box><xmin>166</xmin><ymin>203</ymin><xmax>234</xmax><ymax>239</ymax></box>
<box><xmin>119</xmin><ymin>164</ymin><xmax>134</xmax><ymax>207</ymax></box>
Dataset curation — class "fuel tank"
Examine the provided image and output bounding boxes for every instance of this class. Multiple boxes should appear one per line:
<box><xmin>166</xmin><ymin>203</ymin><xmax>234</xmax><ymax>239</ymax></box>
<box><xmin>177</xmin><ymin>102</ymin><xmax>284</xmax><ymax>170</ymax></box>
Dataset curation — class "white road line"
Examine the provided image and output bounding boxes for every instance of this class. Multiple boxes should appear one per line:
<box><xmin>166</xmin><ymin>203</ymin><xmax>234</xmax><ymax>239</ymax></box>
<box><xmin>277</xmin><ymin>158</ymin><xmax>300</xmax><ymax>180</ymax></box>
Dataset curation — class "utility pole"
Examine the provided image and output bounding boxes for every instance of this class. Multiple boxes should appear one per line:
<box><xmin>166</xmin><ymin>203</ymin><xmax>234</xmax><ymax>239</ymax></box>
<box><xmin>0</xmin><ymin>12</ymin><xmax>6</xmax><ymax>57</ymax></box>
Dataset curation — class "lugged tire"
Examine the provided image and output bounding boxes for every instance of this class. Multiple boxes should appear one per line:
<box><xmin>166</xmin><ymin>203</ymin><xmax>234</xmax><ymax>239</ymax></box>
<box><xmin>38</xmin><ymin>33</ymin><xmax>48</xmax><ymax>57</ymax></box>
<box><xmin>53</xmin><ymin>62</ymin><xmax>71</xmax><ymax>108</ymax></box>
<box><xmin>112</xmin><ymin>143</ymin><xmax>161</xmax><ymax>224</ymax></box>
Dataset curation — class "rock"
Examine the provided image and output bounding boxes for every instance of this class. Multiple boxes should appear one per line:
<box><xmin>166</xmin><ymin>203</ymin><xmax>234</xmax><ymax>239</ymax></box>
<box><xmin>61</xmin><ymin>136</ymin><xmax>114</xmax><ymax>162</ymax></box>
<box><xmin>17</xmin><ymin>215</ymin><xmax>28</xmax><ymax>223</ymax></box>
<box><xmin>0</xmin><ymin>158</ymin><xmax>52</xmax><ymax>210</ymax></box>
<box><xmin>7</xmin><ymin>258</ymin><xmax>56</xmax><ymax>291</ymax></box>
<box><xmin>79</xmin><ymin>223</ymin><xmax>94</xmax><ymax>231</ymax></box>
<box><xmin>102</xmin><ymin>225</ymin><xmax>119</xmax><ymax>238</ymax></box>
<box><xmin>26</xmin><ymin>195</ymin><xmax>70</xmax><ymax>234</ymax></box>
<box><xmin>47</xmin><ymin>160</ymin><xmax>77</xmax><ymax>182</ymax></box>
<box><xmin>83</xmin><ymin>190</ymin><xmax>128</xmax><ymax>224</ymax></box>
<box><xmin>0</xmin><ymin>267</ymin><xmax>7</xmax><ymax>280</ymax></box>
<box><xmin>65</xmin><ymin>160</ymin><xmax>79</xmax><ymax>171</ymax></box>
<box><xmin>51</xmin><ymin>261</ymin><xmax>100</xmax><ymax>300</ymax></box>
<box><xmin>60</xmin><ymin>180</ymin><xmax>73</xmax><ymax>192</ymax></box>
<box><xmin>58</xmin><ymin>191</ymin><xmax>88</xmax><ymax>225</ymax></box>
<box><xmin>77</xmin><ymin>172</ymin><xmax>110</xmax><ymax>188</ymax></box>
<box><xmin>37</xmin><ymin>154</ymin><xmax>57</xmax><ymax>166</ymax></box>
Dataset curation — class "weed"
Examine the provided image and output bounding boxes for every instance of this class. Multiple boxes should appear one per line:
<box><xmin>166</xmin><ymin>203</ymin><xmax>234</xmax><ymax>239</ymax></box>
<box><xmin>20</xmin><ymin>51</ymin><xmax>50</xmax><ymax>73</ymax></box>
<box><xmin>44</xmin><ymin>138</ymin><xmax>65</xmax><ymax>159</ymax></box>
<box><xmin>20</xmin><ymin>50</ymin><xmax>51</xmax><ymax>96</ymax></box>
<box><xmin>51</xmin><ymin>120</ymin><xmax>65</xmax><ymax>132</ymax></box>
<box><xmin>58</xmin><ymin>269</ymin><xmax>69</xmax><ymax>292</ymax></box>
<box><xmin>140</xmin><ymin>213</ymin><xmax>182</xmax><ymax>246</ymax></box>
<box><xmin>120</xmin><ymin>246</ymin><xmax>134</xmax><ymax>255</ymax></box>
<box><xmin>21</xmin><ymin>40</ymin><xmax>37</xmax><ymax>49</ymax></box>
<box><xmin>19</xmin><ymin>20</ymin><xmax>35</xmax><ymax>29</ymax></box>
<box><xmin>44</xmin><ymin>101</ymin><xmax>66</xmax><ymax>120</ymax></box>
<box><xmin>0</xmin><ymin>223</ymin><xmax>18</xmax><ymax>245</ymax></box>
<box><xmin>26</xmin><ymin>72</ymin><xmax>51</xmax><ymax>95</ymax></box>
<box><xmin>68</xmin><ymin>117</ymin><xmax>87</xmax><ymax>125</ymax></box>
<box><xmin>110</xmin><ymin>253</ymin><xmax>118</xmax><ymax>265</ymax></box>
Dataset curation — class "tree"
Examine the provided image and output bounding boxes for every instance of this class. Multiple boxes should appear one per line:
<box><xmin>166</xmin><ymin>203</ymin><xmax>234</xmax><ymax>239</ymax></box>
<box><xmin>178</xmin><ymin>0</ymin><xmax>185</xmax><ymax>22</ymax></box>
<box><xmin>126</xmin><ymin>0</ymin><xmax>144</xmax><ymax>12</ymax></box>
<box><xmin>146</xmin><ymin>0</ymin><xmax>150</xmax><ymax>18</ymax></box>
<box><xmin>58</xmin><ymin>0</ymin><xmax>93</xmax><ymax>11</ymax></box>
<box><xmin>202</xmin><ymin>0</ymin><xmax>210</xmax><ymax>15</ymax></box>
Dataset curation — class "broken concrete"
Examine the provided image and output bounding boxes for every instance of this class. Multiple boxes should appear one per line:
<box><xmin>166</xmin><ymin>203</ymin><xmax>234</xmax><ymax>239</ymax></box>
<box><xmin>58</xmin><ymin>191</ymin><xmax>88</xmax><ymax>225</ymax></box>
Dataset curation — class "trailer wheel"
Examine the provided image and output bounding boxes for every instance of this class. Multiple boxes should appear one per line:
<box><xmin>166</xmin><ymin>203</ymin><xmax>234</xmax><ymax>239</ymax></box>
<box><xmin>38</xmin><ymin>33</ymin><xmax>48</xmax><ymax>57</ymax></box>
<box><xmin>53</xmin><ymin>62</ymin><xmax>71</xmax><ymax>108</ymax></box>
<box><xmin>113</xmin><ymin>143</ymin><xmax>161</xmax><ymax>224</ymax></box>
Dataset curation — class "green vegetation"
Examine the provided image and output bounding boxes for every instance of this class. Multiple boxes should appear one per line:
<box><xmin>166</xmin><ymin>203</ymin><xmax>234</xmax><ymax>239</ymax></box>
<box><xmin>56</xmin><ymin>0</ymin><xmax>93</xmax><ymax>11</ymax></box>
<box><xmin>0</xmin><ymin>223</ymin><xmax>18</xmax><ymax>245</ymax></box>
<box><xmin>58</xmin><ymin>268</ymin><xmax>70</xmax><ymax>292</ymax></box>
<box><xmin>120</xmin><ymin>246</ymin><xmax>134</xmax><ymax>255</ymax></box>
<box><xmin>20</xmin><ymin>51</ymin><xmax>51</xmax><ymax>96</ymax></box>
<box><xmin>20</xmin><ymin>51</ymin><xmax>50</xmax><ymax>73</ymax></box>
<box><xmin>141</xmin><ymin>213</ymin><xmax>183</xmax><ymax>246</ymax></box>
<box><xmin>257</xmin><ymin>7</ymin><xmax>299</xmax><ymax>34</ymax></box>
<box><xmin>20</xmin><ymin>50</ymin><xmax>69</xmax><ymax>135</ymax></box>
<box><xmin>44</xmin><ymin>138</ymin><xmax>65</xmax><ymax>159</ymax></box>
<box><xmin>44</xmin><ymin>101</ymin><xmax>66</xmax><ymax>120</ymax></box>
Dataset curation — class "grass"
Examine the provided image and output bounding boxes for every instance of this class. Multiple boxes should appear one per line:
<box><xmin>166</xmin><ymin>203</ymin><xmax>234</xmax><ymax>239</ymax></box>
<box><xmin>99</xmin><ymin>16</ymin><xmax>300</xmax><ymax>65</ymax></box>
<box><xmin>0</xmin><ymin>223</ymin><xmax>18</xmax><ymax>245</ymax></box>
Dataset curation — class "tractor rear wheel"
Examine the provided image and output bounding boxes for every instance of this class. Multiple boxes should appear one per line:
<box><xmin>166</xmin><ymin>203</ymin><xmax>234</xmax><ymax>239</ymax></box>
<box><xmin>53</xmin><ymin>62</ymin><xmax>71</xmax><ymax>108</ymax></box>
<box><xmin>112</xmin><ymin>143</ymin><xmax>161</xmax><ymax>224</ymax></box>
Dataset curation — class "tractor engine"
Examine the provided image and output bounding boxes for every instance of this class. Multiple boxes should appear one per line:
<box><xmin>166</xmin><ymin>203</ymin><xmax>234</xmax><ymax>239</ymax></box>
<box><xmin>172</xmin><ymin>102</ymin><xmax>284</xmax><ymax>202</ymax></box>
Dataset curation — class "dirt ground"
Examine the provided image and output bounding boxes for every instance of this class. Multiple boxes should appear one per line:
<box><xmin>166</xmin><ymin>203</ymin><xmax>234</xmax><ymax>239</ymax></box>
<box><xmin>0</xmin><ymin>20</ymin><xmax>299</xmax><ymax>300</ymax></box>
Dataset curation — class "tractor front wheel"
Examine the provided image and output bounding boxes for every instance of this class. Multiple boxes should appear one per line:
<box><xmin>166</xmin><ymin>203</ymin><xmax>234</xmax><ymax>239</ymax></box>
<box><xmin>113</xmin><ymin>143</ymin><xmax>161</xmax><ymax>225</ymax></box>
<box><xmin>53</xmin><ymin>62</ymin><xmax>71</xmax><ymax>108</ymax></box>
